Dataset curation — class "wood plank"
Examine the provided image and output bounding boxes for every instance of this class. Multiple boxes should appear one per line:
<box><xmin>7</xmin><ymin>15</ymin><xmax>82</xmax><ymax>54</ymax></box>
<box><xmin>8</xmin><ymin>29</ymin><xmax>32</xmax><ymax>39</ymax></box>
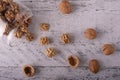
<box><xmin>0</xmin><ymin>66</ymin><xmax>120</xmax><ymax>80</ymax></box>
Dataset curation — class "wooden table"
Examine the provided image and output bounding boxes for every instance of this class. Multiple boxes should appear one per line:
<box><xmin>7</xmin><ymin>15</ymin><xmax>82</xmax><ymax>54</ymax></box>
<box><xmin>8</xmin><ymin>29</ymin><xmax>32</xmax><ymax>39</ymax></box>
<box><xmin>0</xmin><ymin>0</ymin><xmax>120</xmax><ymax>80</ymax></box>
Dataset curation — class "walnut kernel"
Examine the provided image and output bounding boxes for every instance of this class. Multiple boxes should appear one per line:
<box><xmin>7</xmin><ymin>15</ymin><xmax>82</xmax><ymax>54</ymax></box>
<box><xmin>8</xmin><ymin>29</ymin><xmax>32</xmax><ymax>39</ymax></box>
<box><xmin>5</xmin><ymin>9</ymin><xmax>15</xmax><ymax>22</ymax></box>
<box><xmin>45</xmin><ymin>48</ymin><xmax>56</xmax><ymax>58</ymax></box>
<box><xmin>40</xmin><ymin>37</ymin><xmax>49</xmax><ymax>45</ymax></box>
<box><xmin>26</xmin><ymin>32</ymin><xmax>34</xmax><ymax>41</ymax></box>
<box><xmin>40</xmin><ymin>23</ymin><xmax>49</xmax><ymax>31</ymax></box>
<box><xmin>61</xmin><ymin>33</ymin><xmax>71</xmax><ymax>44</ymax></box>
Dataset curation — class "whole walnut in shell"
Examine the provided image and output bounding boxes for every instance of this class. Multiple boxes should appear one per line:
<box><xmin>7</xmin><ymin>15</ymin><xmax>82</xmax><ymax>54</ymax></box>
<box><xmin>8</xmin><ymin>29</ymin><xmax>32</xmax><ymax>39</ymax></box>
<box><xmin>59</xmin><ymin>0</ymin><xmax>72</xmax><ymax>14</ymax></box>
<box><xmin>84</xmin><ymin>28</ymin><xmax>97</xmax><ymax>40</ymax></box>
<box><xmin>89</xmin><ymin>59</ymin><xmax>100</xmax><ymax>74</ymax></box>
<box><xmin>102</xmin><ymin>44</ymin><xmax>115</xmax><ymax>55</ymax></box>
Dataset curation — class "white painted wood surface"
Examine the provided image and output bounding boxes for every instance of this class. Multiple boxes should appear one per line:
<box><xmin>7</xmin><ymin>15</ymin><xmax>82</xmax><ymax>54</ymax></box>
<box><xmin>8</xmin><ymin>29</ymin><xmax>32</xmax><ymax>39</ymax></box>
<box><xmin>0</xmin><ymin>0</ymin><xmax>120</xmax><ymax>80</ymax></box>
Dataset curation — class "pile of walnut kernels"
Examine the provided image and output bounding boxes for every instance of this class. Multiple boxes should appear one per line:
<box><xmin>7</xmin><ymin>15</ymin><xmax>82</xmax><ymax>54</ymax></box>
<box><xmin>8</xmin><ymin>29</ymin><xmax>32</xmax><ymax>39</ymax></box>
<box><xmin>0</xmin><ymin>0</ymin><xmax>34</xmax><ymax>41</ymax></box>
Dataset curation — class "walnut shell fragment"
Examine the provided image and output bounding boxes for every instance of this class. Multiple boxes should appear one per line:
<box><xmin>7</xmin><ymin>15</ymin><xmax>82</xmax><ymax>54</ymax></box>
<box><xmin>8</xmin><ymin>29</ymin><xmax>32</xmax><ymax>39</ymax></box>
<box><xmin>67</xmin><ymin>55</ymin><xmax>80</xmax><ymax>68</ymax></box>
<box><xmin>22</xmin><ymin>64</ymin><xmax>35</xmax><ymax>77</ymax></box>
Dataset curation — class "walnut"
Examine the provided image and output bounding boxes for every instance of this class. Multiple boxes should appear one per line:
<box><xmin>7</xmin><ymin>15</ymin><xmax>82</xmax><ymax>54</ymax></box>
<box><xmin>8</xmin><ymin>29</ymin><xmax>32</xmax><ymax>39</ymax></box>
<box><xmin>102</xmin><ymin>44</ymin><xmax>115</xmax><ymax>55</ymax></box>
<box><xmin>13</xmin><ymin>21</ymin><xmax>21</xmax><ymax>27</ymax></box>
<box><xmin>10</xmin><ymin>2</ymin><xmax>19</xmax><ymax>13</ymax></box>
<box><xmin>2</xmin><ymin>0</ymin><xmax>13</xmax><ymax>3</ymax></box>
<box><xmin>20</xmin><ymin>26</ymin><xmax>28</xmax><ymax>33</ymax></box>
<box><xmin>5</xmin><ymin>9</ymin><xmax>15</xmax><ymax>22</ymax></box>
<box><xmin>22</xmin><ymin>64</ymin><xmax>35</xmax><ymax>77</ymax></box>
<box><xmin>61</xmin><ymin>33</ymin><xmax>71</xmax><ymax>44</ymax></box>
<box><xmin>0</xmin><ymin>1</ymin><xmax>7</xmax><ymax>12</ymax></box>
<box><xmin>15</xmin><ymin>29</ymin><xmax>24</xmax><ymax>38</ymax></box>
<box><xmin>59</xmin><ymin>0</ymin><xmax>72</xmax><ymax>14</ymax></box>
<box><xmin>89</xmin><ymin>59</ymin><xmax>100</xmax><ymax>74</ymax></box>
<box><xmin>40</xmin><ymin>37</ymin><xmax>49</xmax><ymax>45</ymax></box>
<box><xmin>68</xmin><ymin>55</ymin><xmax>80</xmax><ymax>68</ymax></box>
<box><xmin>84</xmin><ymin>28</ymin><xmax>97</xmax><ymax>40</ymax></box>
<box><xmin>3</xmin><ymin>23</ymin><xmax>14</xmax><ymax>35</ymax></box>
<box><xmin>26</xmin><ymin>32</ymin><xmax>34</xmax><ymax>41</ymax></box>
<box><xmin>45</xmin><ymin>48</ymin><xmax>56</xmax><ymax>58</ymax></box>
<box><xmin>40</xmin><ymin>23</ymin><xmax>49</xmax><ymax>31</ymax></box>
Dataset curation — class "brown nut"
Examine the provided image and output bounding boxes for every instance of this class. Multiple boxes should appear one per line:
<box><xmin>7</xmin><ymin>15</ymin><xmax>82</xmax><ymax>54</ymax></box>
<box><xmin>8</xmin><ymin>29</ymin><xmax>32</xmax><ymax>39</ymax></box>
<box><xmin>26</xmin><ymin>32</ymin><xmax>34</xmax><ymax>41</ymax></box>
<box><xmin>40</xmin><ymin>37</ymin><xmax>50</xmax><ymax>45</ymax></box>
<box><xmin>45</xmin><ymin>48</ymin><xmax>56</xmax><ymax>58</ymax></box>
<box><xmin>102</xmin><ymin>44</ymin><xmax>115</xmax><ymax>55</ymax></box>
<box><xmin>15</xmin><ymin>29</ymin><xmax>24</xmax><ymax>38</ymax></box>
<box><xmin>59</xmin><ymin>0</ymin><xmax>72</xmax><ymax>14</ymax></box>
<box><xmin>5</xmin><ymin>9</ymin><xmax>15</xmax><ymax>22</ymax></box>
<box><xmin>0</xmin><ymin>1</ymin><xmax>6</xmax><ymax>12</ymax></box>
<box><xmin>67</xmin><ymin>55</ymin><xmax>80</xmax><ymax>68</ymax></box>
<box><xmin>89</xmin><ymin>59</ymin><xmax>100</xmax><ymax>74</ymax></box>
<box><xmin>40</xmin><ymin>23</ymin><xmax>49</xmax><ymax>31</ymax></box>
<box><xmin>84</xmin><ymin>28</ymin><xmax>97</xmax><ymax>40</ymax></box>
<box><xmin>61</xmin><ymin>33</ymin><xmax>71</xmax><ymax>44</ymax></box>
<box><xmin>10</xmin><ymin>2</ymin><xmax>19</xmax><ymax>13</ymax></box>
<box><xmin>3</xmin><ymin>23</ymin><xmax>14</xmax><ymax>35</ymax></box>
<box><xmin>22</xmin><ymin>64</ymin><xmax>35</xmax><ymax>77</ymax></box>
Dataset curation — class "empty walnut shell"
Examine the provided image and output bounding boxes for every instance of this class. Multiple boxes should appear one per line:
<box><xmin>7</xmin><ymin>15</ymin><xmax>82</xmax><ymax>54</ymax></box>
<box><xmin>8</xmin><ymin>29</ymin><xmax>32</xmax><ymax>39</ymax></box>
<box><xmin>67</xmin><ymin>55</ymin><xmax>80</xmax><ymax>68</ymax></box>
<box><xmin>22</xmin><ymin>65</ymin><xmax>35</xmax><ymax>77</ymax></box>
<box><xmin>102</xmin><ymin>44</ymin><xmax>115</xmax><ymax>55</ymax></box>
<box><xmin>84</xmin><ymin>28</ymin><xmax>97</xmax><ymax>40</ymax></box>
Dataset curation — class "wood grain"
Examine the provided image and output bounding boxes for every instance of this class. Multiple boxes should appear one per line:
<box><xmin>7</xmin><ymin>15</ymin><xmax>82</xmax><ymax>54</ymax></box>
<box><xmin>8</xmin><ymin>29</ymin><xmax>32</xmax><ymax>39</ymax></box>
<box><xmin>0</xmin><ymin>0</ymin><xmax>120</xmax><ymax>79</ymax></box>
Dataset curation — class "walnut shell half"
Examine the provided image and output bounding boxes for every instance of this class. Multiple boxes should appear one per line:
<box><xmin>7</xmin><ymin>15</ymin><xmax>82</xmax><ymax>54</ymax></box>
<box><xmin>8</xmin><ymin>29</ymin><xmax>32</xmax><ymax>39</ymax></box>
<box><xmin>22</xmin><ymin>64</ymin><xmax>35</xmax><ymax>77</ymax></box>
<box><xmin>67</xmin><ymin>55</ymin><xmax>80</xmax><ymax>68</ymax></box>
